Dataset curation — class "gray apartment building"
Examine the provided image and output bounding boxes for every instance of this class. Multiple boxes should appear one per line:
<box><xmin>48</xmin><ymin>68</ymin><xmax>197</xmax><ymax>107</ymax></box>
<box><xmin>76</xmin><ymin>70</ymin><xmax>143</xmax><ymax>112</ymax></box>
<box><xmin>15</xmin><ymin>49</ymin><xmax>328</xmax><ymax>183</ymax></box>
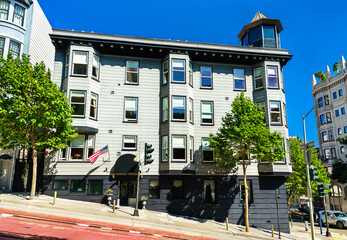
<box><xmin>44</xmin><ymin>12</ymin><xmax>293</xmax><ymax>232</ymax></box>
<box><xmin>311</xmin><ymin>58</ymin><xmax>347</xmax><ymax>212</ymax></box>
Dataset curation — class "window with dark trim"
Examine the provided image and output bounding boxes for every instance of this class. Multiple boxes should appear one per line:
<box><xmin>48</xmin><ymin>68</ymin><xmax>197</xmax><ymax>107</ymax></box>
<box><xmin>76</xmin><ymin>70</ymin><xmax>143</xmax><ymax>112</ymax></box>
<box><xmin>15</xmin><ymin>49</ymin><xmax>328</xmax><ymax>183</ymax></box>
<box><xmin>189</xmin><ymin>98</ymin><xmax>193</xmax><ymax>123</ymax></box>
<box><xmin>70</xmin><ymin>135</ymin><xmax>85</xmax><ymax>160</ymax></box>
<box><xmin>71</xmin><ymin>180</ymin><xmax>86</xmax><ymax>192</ymax></box>
<box><xmin>328</xmin><ymin>129</ymin><xmax>334</xmax><ymax>141</ymax></box>
<box><xmin>267</xmin><ymin>66</ymin><xmax>278</xmax><ymax>88</ymax></box>
<box><xmin>163</xmin><ymin>61</ymin><xmax>168</xmax><ymax>84</ymax></box>
<box><xmin>318</xmin><ymin>97</ymin><xmax>323</xmax><ymax>108</ymax></box>
<box><xmin>90</xmin><ymin>93</ymin><xmax>98</xmax><ymax>120</ymax></box>
<box><xmin>172</xmin><ymin>136</ymin><xmax>186</xmax><ymax>161</ymax></box>
<box><xmin>126</xmin><ymin>61</ymin><xmax>139</xmax><ymax>84</ymax></box>
<box><xmin>201</xmin><ymin>66</ymin><xmax>212</xmax><ymax>88</ymax></box>
<box><xmin>53</xmin><ymin>180</ymin><xmax>68</xmax><ymax>190</ymax></box>
<box><xmin>0</xmin><ymin>0</ymin><xmax>10</xmax><ymax>21</ymax></box>
<box><xmin>283</xmin><ymin>103</ymin><xmax>287</xmax><ymax>126</ymax></box>
<box><xmin>324</xmin><ymin>149</ymin><xmax>330</xmax><ymax>160</ymax></box>
<box><xmin>162</xmin><ymin>97</ymin><xmax>168</xmax><ymax>122</ymax></box>
<box><xmin>331</xmin><ymin>148</ymin><xmax>336</xmax><ymax>159</ymax></box>
<box><xmin>201</xmin><ymin>101</ymin><xmax>213</xmax><ymax>125</ymax></box>
<box><xmin>190</xmin><ymin>136</ymin><xmax>194</xmax><ymax>162</ymax></box>
<box><xmin>172</xmin><ymin>180</ymin><xmax>184</xmax><ymax>199</ymax></box>
<box><xmin>341</xmin><ymin>107</ymin><xmax>345</xmax><ymax>115</ymax></box>
<box><xmin>189</xmin><ymin>62</ymin><xmax>193</xmax><ymax>86</ymax></box>
<box><xmin>64</xmin><ymin>53</ymin><xmax>69</xmax><ymax>78</ymax></box>
<box><xmin>344</xmin><ymin>126</ymin><xmax>347</xmax><ymax>133</ymax></box>
<box><xmin>92</xmin><ymin>54</ymin><xmax>100</xmax><ymax>79</ymax></box>
<box><xmin>172</xmin><ymin>96</ymin><xmax>185</xmax><ymax>121</ymax></box>
<box><xmin>326</xmin><ymin>112</ymin><xmax>332</xmax><ymax>123</ymax></box>
<box><xmin>172</xmin><ymin>59</ymin><xmax>185</xmax><ymax>83</ymax></box>
<box><xmin>335</xmin><ymin>109</ymin><xmax>340</xmax><ymax>117</ymax></box>
<box><xmin>333</xmin><ymin>92</ymin><xmax>337</xmax><ymax>99</ymax></box>
<box><xmin>162</xmin><ymin>136</ymin><xmax>168</xmax><ymax>162</ymax></box>
<box><xmin>88</xmin><ymin>180</ymin><xmax>103</xmax><ymax>195</ymax></box>
<box><xmin>204</xmin><ymin>180</ymin><xmax>216</xmax><ymax>203</ymax></box>
<box><xmin>149</xmin><ymin>180</ymin><xmax>159</xmax><ymax>199</ymax></box>
<box><xmin>324</xmin><ymin>95</ymin><xmax>329</xmax><ymax>105</ymax></box>
<box><xmin>123</xmin><ymin>135</ymin><xmax>137</xmax><ymax>150</ymax></box>
<box><xmin>72</xmin><ymin>51</ymin><xmax>88</xmax><ymax>76</ymax></box>
<box><xmin>322</xmin><ymin>131</ymin><xmax>328</xmax><ymax>142</ymax></box>
<box><xmin>0</xmin><ymin>37</ymin><xmax>4</xmax><ymax>57</ymax></box>
<box><xmin>8</xmin><ymin>40</ymin><xmax>20</xmax><ymax>59</ymax></box>
<box><xmin>256</xmin><ymin>102</ymin><xmax>266</xmax><ymax>123</ymax></box>
<box><xmin>270</xmin><ymin>101</ymin><xmax>281</xmax><ymax>124</ymax></box>
<box><xmin>71</xmin><ymin>91</ymin><xmax>86</xmax><ymax>117</ymax></box>
<box><xmin>13</xmin><ymin>4</ymin><xmax>25</xmax><ymax>26</ymax></box>
<box><xmin>234</xmin><ymin>69</ymin><xmax>245</xmax><ymax>90</ymax></box>
<box><xmin>254</xmin><ymin>67</ymin><xmax>263</xmax><ymax>89</ymax></box>
<box><xmin>240</xmin><ymin>180</ymin><xmax>253</xmax><ymax>204</ymax></box>
<box><xmin>60</xmin><ymin>134</ymin><xmax>95</xmax><ymax>161</ymax></box>
<box><xmin>124</xmin><ymin>97</ymin><xmax>138</xmax><ymax>122</ymax></box>
<box><xmin>202</xmin><ymin>138</ymin><xmax>214</xmax><ymax>162</ymax></box>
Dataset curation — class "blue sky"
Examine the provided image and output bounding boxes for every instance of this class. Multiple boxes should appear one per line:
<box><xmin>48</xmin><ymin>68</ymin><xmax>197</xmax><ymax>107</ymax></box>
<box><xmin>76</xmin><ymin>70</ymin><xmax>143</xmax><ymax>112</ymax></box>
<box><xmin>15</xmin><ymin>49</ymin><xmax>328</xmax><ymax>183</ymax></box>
<box><xmin>39</xmin><ymin>0</ymin><xmax>347</xmax><ymax>145</ymax></box>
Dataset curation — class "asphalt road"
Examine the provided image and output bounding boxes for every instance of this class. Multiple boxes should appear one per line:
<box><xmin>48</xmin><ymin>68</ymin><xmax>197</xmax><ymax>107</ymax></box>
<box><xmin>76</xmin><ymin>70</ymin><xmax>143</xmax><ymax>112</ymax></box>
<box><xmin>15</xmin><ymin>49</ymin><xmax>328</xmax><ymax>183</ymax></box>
<box><xmin>292</xmin><ymin>220</ymin><xmax>347</xmax><ymax>237</ymax></box>
<box><xmin>0</xmin><ymin>208</ymin><xmax>217</xmax><ymax>240</ymax></box>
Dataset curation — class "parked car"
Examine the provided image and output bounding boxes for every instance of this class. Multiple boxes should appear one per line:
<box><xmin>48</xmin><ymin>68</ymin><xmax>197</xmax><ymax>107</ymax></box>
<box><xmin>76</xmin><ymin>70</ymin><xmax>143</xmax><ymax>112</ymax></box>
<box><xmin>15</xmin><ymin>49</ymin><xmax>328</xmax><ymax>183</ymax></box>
<box><xmin>319</xmin><ymin>210</ymin><xmax>347</xmax><ymax>229</ymax></box>
<box><xmin>289</xmin><ymin>208</ymin><xmax>309</xmax><ymax>220</ymax></box>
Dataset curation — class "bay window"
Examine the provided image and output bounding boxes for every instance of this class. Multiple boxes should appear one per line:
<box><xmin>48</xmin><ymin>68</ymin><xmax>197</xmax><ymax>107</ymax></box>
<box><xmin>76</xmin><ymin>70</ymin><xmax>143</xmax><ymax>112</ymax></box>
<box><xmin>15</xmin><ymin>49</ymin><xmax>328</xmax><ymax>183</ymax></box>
<box><xmin>13</xmin><ymin>4</ymin><xmax>25</xmax><ymax>26</ymax></box>
<box><xmin>8</xmin><ymin>40</ymin><xmax>20</xmax><ymax>59</ymax></box>
<box><xmin>92</xmin><ymin>54</ymin><xmax>100</xmax><ymax>79</ymax></box>
<box><xmin>190</xmin><ymin>136</ymin><xmax>194</xmax><ymax>162</ymax></box>
<box><xmin>162</xmin><ymin>136</ymin><xmax>168</xmax><ymax>162</ymax></box>
<box><xmin>267</xmin><ymin>66</ymin><xmax>278</xmax><ymax>88</ymax></box>
<box><xmin>254</xmin><ymin>67</ymin><xmax>263</xmax><ymax>89</ymax></box>
<box><xmin>270</xmin><ymin>101</ymin><xmax>281</xmax><ymax>124</ymax></box>
<box><xmin>70</xmin><ymin>135</ymin><xmax>85</xmax><ymax>160</ymax></box>
<box><xmin>172</xmin><ymin>59</ymin><xmax>185</xmax><ymax>83</ymax></box>
<box><xmin>72</xmin><ymin>51</ymin><xmax>88</xmax><ymax>76</ymax></box>
<box><xmin>172</xmin><ymin>136</ymin><xmax>186</xmax><ymax>161</ymax></box>
<box><xmin>189</xmin><ymin>98</ymin><xmax>193</xmax><ymax>123</ymax></box>
<box><xmin>90</xmin><ymin>93</ymin><xmax>98</xmax><ymax>120</ymax></box>
<box><xmin>71</xmin><ymin>91</ymin><xmax>86</xmax><ymax>117</ymax></box>
<box><xmin>163</xmin><ymin>61</ymin><xmax>168</xmax><ymax>84</ymax></box>
<box><xmin>64</xmin><ymin>53</ymin><xmax>69</xmax><ymax>78</ymax></box>
<box><xmin>189</xmin><ymin>62</ymin><xmax>193</xmax><ymax>86</ymax></box>
<box><xmin>0</xmin><ymin>37</ymin><xmax>4</xmax><ymax>57</ymax></box>
<box><xmin>172</xmin><ymin>96</ymin><xmax>185</xmax><ymax>121</ymax></box>
<box><xmin>162</xmin><ymin>97</ymin><xmax>168</xmax><ymax>122</ymax></box>
<box><xmin>0</xmin><ymin>0</ymin><xmax>10</xmax><ymax>21</ymax></box>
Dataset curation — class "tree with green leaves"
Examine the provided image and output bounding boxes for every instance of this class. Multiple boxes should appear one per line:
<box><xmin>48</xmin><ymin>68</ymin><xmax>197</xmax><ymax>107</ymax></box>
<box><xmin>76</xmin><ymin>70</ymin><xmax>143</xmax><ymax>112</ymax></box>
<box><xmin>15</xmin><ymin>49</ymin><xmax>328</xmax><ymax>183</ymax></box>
<box><xmin>209</xmin><ymin>92</ymin><xmax>285</xmax><ymax>232</ymax></box>
<box><xmin>0</xmin><ymin>54</ymin><xmax>77</xmax><ymax>200</ymax></box>
<box><xmin>314</xmin><ymin>71</ymin><xmax>326</xmax><ymax>82</ymax></box>
<box><xmin>333</xmin><ymin>61</ymin><xmax>340</xmax><ymax>73</ymax></box>
<box><xmin>285</xmin><ymin>137</ymin><xmax>330</xmax><ymax>209</ymax></box>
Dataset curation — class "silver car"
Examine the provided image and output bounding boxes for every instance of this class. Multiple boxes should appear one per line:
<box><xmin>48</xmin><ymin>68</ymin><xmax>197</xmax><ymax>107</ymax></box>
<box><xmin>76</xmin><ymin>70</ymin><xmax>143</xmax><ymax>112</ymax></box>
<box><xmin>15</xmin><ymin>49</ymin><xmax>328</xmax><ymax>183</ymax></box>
<box><xmin>319</xmin><ymin>210</ymin><xmax>347</xmax><ymax>229</ymax></box>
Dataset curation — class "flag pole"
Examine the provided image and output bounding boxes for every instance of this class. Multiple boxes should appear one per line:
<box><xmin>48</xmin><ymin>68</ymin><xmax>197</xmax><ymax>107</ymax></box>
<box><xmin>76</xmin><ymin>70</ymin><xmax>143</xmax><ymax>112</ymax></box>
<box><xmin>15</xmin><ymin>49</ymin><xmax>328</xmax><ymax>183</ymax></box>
<box><xmin>133</xmin><ymin>144</ymin><xmax>141</xmax><ymax>217</ymax></box>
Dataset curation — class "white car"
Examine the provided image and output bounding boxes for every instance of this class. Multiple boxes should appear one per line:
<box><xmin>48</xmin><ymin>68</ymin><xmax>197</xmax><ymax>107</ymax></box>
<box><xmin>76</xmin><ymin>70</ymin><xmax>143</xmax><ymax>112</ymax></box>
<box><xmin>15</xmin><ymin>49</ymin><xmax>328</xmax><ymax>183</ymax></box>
<box><xmin>319</xmin><ymin>210</ymin><xmax>347</xmax><ymax>229</ymax></box>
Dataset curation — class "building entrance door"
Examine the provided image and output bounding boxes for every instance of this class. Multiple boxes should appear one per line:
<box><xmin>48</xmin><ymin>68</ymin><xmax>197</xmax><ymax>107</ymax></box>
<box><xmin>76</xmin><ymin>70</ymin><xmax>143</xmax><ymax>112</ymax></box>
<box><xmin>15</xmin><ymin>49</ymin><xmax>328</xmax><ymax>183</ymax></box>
<box><xmin>119</xmin><ymin>180</ymin><xmax>137</xmax><ymax>206</ymax></box>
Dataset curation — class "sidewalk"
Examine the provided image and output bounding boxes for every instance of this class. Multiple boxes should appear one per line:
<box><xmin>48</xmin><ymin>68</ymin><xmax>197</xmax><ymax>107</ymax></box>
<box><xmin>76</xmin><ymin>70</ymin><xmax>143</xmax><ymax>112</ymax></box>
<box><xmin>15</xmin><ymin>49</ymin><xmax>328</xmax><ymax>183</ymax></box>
<box><xmin>0</xmin><ymin>193</ymin><xmax>345</xmax><ymax>240</ymax></box>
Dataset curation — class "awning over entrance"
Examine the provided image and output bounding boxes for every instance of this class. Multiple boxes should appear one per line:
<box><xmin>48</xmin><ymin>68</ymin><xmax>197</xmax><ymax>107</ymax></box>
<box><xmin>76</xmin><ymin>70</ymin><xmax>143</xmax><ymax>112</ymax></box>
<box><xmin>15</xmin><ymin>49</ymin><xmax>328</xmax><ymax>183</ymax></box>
<box><xmin>111</xmin><ymin>154</ymin><xmax>138</xmax><ymax>174</ymax></box>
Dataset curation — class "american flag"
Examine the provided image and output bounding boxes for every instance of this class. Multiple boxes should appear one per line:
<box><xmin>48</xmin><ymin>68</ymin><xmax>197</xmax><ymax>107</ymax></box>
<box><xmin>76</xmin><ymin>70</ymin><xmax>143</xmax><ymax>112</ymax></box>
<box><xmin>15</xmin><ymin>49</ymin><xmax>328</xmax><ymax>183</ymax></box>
<box><xmin>89</xmin><ymin>145</ymin><xmax>108</xmax><ymax>164</ymax></box>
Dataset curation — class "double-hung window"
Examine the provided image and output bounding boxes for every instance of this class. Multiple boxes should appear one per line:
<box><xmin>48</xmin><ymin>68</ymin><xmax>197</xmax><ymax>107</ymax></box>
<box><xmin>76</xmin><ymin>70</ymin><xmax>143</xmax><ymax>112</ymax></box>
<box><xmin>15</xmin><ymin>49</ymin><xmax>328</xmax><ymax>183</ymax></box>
<box><xmin>202</xmin><ymin>138</ymin><xmax>214</xmax><ymax>162</ymax></box>
<box><xmin>318</xmin><ymin>97</ymin><xmax>323</xmax><ymax>108</ymax></box>
<box><xmin>124</xmin><ymin>97</ymin><xmax>138</xmax><ymax>122</ymax></box>
<box><xmin>172</xmin><ymin>59</ymin><xmax>185</xmax><ymax>83</ymax></box>
<box><xmin>172</xmin><ymin>96</ymin><xmax>185</xmax><ymax>121</ymax></box>
<box><xmin>13</xmin><ymin>4</ymin><xmax>25</xmax><ymax>26</ymax></box>
<box><xmin>189</xmin><ymin>98</ymin><xmax>193</xmax><ymax>123</ymax></box>
<box><xmin>204</xmin><ymin>180</ymin><xmax>216</xmax><ymax>203</ymax></box>
<box><xmin>270</xmin><ymin>101</ymin><xmax>281</xmax><ymax>124</ymax></box>
<box><xmin>201</xmin><ymin>66</ymin><xmax>212</xmax><ymax>88</ymax></box>
<box><xmin>60</xmin><ymin>134</ymin><xmax>95</xmax><ymax>161</ymax></box>
<box><xmin>172</xmin><ymin>136</ymin><xmax>186</xmax><ymax>161</ymax></box>
<box><xmin>283</xmin><ymin>103</ymin><xmax>288</xmax><ymax>126</ymax></box>
<box><xmin>234</xmin><ymin>69</ymin><xmax>245</xmax><ymax>90</ymax></box>
<box><xmin>339</xmin><ymin>89</ymin><xmax>343</xmax><ymax>97</ymax></box>
<box><xmin>8</xmin><ymin>40</ymin><xmax>20</xmax><ymax>59</ymax></box>
<box><xmin>70</xmin><ymin>135</ymin><xmax>85</xmax><ymax>160</ymax></box>
<box><xmin>64</xmin><ymin>53</ymin><xmax>69</xmax><ymax>78</ymax></box>
<box><xmin>0</xmin><ymin>37</ymin><xmax>4</xmax><ymax>57</ymax></box>
<box><xmin>162</xmin><ymin>97</ymin><xmax>169</xmax><ymax>122</ymax></box>
<box><xmin>126</xmin><ymin>61</ymin><xmax>139</xmax><ymax>84</ymax></box>
<box><xmin>189</xmin><ymin>62</ymin><xmax>193</xmax><ymax>86</ymax></box>
<box><xmin>0</xmin><ymin>0</ymin><xmax>10</xmax><ymax>20</ymax></box>
<box><xmin>190</xmin><ymin>136</ymin><xmax>194</xmax><ymax>162</ymax></box>
<box><xmin>322</xmin><ymin>131</ymin><xmax>328</xmax><ymax>142</ymax></box>
<box><xmin>267</xmin><ymin>66</ymin><xmax>278</xmax><ymax>88</ymax></box>
<box><xmin>71</xmin><ymin>91</ymin><xmax>86</xmax><ymax>117</ymax></box>
<box><xmin>90</xmin><ymin>93</ymin><xmax>98</xmax><ymax>120</ymax></box>
<box><xmin>162</xmin><ymin>136</ymin><xmax>168</xmax><ymax>162</ymax></box>
<box><xmin>73</xmin><ymin>51</ymin><xmax>88</xmax><ymax>76</ymax></box>
<box><xmin>163</xmin><ymin>61</ymin><xmax>168</xmax><ymax>84</ymax></box>
<box><xmin>92</xmin><ymin>54</ymin><xmax>100</xmax><ymax>79</ymax></box>
<box><xmin>123</xmin><ymin>136</ymin><xmax>137</xmax><ymax>150</ymax></box>
<box><xmin>201</xmin><ymin>101</ymin><xmax>213</xmax><ymax>125</ymax></box>
<box><xmin>324</xmin><ymin>149</ymin><xmax>330</xmax><ymax>160</ymax></box>
<box><xmin>253</xmin><ymin>67</ymin><xmax>263</xmax><ymax>89</ymax></box>
<box><xmin>87</xmin><ymin>135</ymin><xmax>95</xmax><ymax>159</ymax></box>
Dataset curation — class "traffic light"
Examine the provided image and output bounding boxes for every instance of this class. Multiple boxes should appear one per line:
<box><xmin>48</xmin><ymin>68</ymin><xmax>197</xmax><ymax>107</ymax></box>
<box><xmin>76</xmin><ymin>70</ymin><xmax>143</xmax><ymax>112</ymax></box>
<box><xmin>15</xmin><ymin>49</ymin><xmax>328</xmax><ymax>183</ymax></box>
<box><xmin>144</xmin><ymin>143</ymin><xmax>154</xmax><ymax>165</ymax></box>
<box><xmin>317</xmin><ymin>183</ymin><xmax>324</xmax><ymax>197</ymax></box>
<box><xmin>309</xmin><ymin>166</ymin><xmax>319</xmax><ymax>181</ymax></box>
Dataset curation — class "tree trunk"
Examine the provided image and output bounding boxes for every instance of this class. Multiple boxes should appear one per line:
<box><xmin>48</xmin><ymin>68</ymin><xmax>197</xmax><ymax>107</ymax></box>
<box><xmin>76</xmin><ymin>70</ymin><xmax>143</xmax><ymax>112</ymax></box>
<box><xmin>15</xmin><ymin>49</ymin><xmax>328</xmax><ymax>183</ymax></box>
<box><xmin>30</xmin><ymin>128</ymin><xmax>37</xmax><ymax>200</ymax></box>
<box><xmin>243</xmin><ymin>152</ymin><xmax>249</xmax><ymax>232</ymax></box>
<box><xmin>287</xmin><ymin>194</ymin><xmax>292</xmax><ymax>211</ymax></box>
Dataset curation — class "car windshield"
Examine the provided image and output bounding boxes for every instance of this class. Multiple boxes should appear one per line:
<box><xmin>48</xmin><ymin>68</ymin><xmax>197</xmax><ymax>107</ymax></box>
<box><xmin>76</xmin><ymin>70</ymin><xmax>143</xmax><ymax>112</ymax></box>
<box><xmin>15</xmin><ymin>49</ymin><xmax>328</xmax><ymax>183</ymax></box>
<box><xmin>334</xmin><ymin>212</ymin><xmax>347</xmax><ymax>217</ymax></box>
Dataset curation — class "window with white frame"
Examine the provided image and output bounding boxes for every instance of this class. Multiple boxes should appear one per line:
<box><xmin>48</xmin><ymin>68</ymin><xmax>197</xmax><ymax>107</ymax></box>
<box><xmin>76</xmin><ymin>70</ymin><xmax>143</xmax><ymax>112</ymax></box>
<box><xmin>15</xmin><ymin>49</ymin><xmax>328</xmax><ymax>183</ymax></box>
<box><xmin>162</xmin><ymin>97</ymin><xmax>168</xmax><ymax>122</ymax></box>
<box><xmin>189</xmin><ymin>98</ymin><xmax>193</xmax><ymax>123</ymax></box>
<box><xmin>201</xmin><ymin>101</ymin><xmax>213</xmax><ymax>125</ymax></box>
<box><xmin>324</xmin><ymin>149</ymin><xmax>330</xmax><ymax>160</ymax></box>
<box><xmin>201</xmin><ymin>66</ymin><xmax>212</xmax><ymax>88</ymax></box>
<box><xmin>162</xmin><ymin>136</ymin><xmax>168</xmax><ymax>162</ymax></box>
<box><xmin>13</xmin><ymin>4</ymin><xmax>25</xmax><ymax>26</ymax></box>
<box><xmin>64</xmin><ymin>53</ymin><xmax>69</xmax><ymax>78</ymax></box>
<box><xmin>60</xmin><ymin>134</ymin><xmax>95</xmax><ymax>161</ymax></box>
<box><xmin>70</xmin><ymin>135</ymin><xmax>85</xmax><ymax>160</ymax></box>
<box><xmin>126</xmin><ymin>61</ymin><xmax>139</xmax><ymax>84</ymax></box>
<box><xmin>87</xmin><ymin>135</ymin><xmax>95</xmax><ymax>158</ymax></box>
<box><xmin>322</xmin><ymin>131</ymin><xmax>328</xmax><ymax>142</ymax></box>
<box><xmin>189</xmin><ymin>62</ymin><xmax>193</xmax><ymax>86</ymax></box>
<box><xmin>172</xmin><ymin>96</ymin><xmax>185</xmax><ymax>121</ymax></box>
<box><xmin>172</xmin><ymin>59</ymin><xmax>185</xmax><ymax>82</ymax></box>
<box><xmin>8</xmin><ymin>40</ymin><xmax>20</xmax><ymax>58</ymax></box>
<box><xmin>90</xmin><ymin>93</ymin><xmax>98</xmax><ymax>119</ymax></box>
<box><xmin>72</xmin><ymin>51</ymin><xmax>88</xmax><ymax>76</ymax></box>
<box><xmin>92</xmin><ymin>54</ymin><xmax>100</xmax><ymax>79</ymax></box>
<box><xmin>123</xmin><ymin>136</ymin><xmax>137</xmax><ymax>150</ymax></box>
<box><xmin>256</xmin><ymin>102</ymin><xmax>266</xmax><ymax>123</ymax></box>
<box><xmin>283</xmin><ymin>103</ymin><xmax>287</xmax><ymax>126</ymax></box>
<box><xmin>234</xmin><ymin>69</ymin><xmax>245</xmax><ymax>90</ymax></box>
<box><xmin>190</xmin><ymin>136</ymin><xmax>194</xmax><ymax>162</ymax></box>
<box><xmin>267</xmin><ymin>66</ymin><xmax>278</xmax><ymax>88</ymax></box>
<box><xmin>270</xmin><ymin>101</ymin><xmax>281</xmax><ymax>124</ymax></box>
<box><xmin>71</xmin><ymin>91</ymin><xmax>86</xmax><ymax>117</ymax></box>
<box><xmin>124</xmin><ymin>97</ymin><xmax>138</xmax><ymax>122</ymax></box>
<box><xmin>163</xmin><ymin>60</ymin><xmax>168</xmax><ymax>84</ymax></box>
<box><xmin>0</xmin><ymin>37</ymin><xmax>4</xmax><ymax>57</ymax></box>
<box><xmin>253</xmin><ymin>67</ymin><xmax>263</xmax><ymax>89</ymax></box>
<box><xmin>172</xmin><ymin>136</ymin><xmax>186</xmax><ymax>161</ymax></box>
<box><xmin>0</xmin><ymin>0</ymin><xmax>10</xmax><ymax>21</ymax></box>
<box><xmin>202</xmin><ymin>138</ymin><xmax>214</xmax><ymax>162</ymax></box>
